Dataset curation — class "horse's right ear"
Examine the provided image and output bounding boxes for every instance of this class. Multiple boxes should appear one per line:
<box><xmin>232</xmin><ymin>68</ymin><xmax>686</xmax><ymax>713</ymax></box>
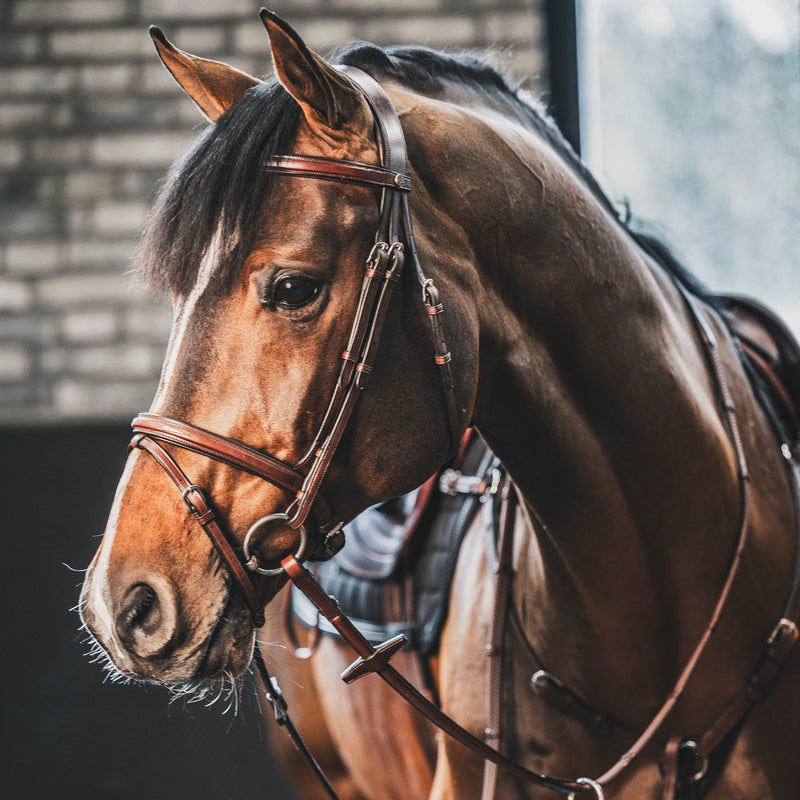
<box><xmin>149</xmin><ymin>26</ymin><xmax>259</xmax><ymax>121</ymax></box>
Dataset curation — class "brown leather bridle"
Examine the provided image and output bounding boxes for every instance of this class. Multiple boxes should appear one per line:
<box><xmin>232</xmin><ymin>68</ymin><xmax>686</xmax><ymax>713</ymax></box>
<box><xmin>129</xmin><ymin>66</ymin><xmax>459</xmax><ymax>620</ymax></box>
<box><xmin>126</xmin><ymin>65</ymin><xmax>606</xmax><ymax>797</ymax></box>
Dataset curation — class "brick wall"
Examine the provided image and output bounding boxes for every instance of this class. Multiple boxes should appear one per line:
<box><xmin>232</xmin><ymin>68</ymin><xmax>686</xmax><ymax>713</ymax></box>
<box><xmin>0</xmin><ymin>0</ymin><xmax>547</xmax><ymax>424</ymax></box>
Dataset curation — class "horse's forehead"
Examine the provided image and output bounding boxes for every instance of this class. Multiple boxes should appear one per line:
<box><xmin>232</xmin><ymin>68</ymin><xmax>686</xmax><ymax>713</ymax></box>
<box><xmin>272</xmin><ymin>184</ymin><xmax>365</xmax><ymax>237</ymax></box>
<box><xmin>240</xmin><ymin>182</ymin><xmax>375</xmax><ymax>272</ymax></box>
<box><xmin>152</xmin><ymin>177</ymin><xmax>375</xmax><ymax>414</ymax></box>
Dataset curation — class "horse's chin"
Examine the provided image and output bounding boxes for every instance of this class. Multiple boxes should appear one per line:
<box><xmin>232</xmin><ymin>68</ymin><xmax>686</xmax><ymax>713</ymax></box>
<box><xmin>191</xmin><ymin>596</ymin><xmax>255</xmax><ymax>680</ymax></box>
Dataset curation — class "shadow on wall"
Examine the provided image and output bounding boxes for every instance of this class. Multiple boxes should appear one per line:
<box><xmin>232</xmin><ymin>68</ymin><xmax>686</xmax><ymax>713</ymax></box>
<box><xmin>0</xmin><ymin>424</ymin><xmax>295</xmax><ymax>800</ymax></box>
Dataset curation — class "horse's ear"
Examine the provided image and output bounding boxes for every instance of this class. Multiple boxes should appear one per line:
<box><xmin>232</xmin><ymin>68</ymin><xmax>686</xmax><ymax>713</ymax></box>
<box><xmin>259</xmin><ymin>9</ymin><xmax>368</xmax><ymax>140</ymax></box>
<box><xmin>149</xmin><ymin>26</ymin><xmax>259</xmax><ymax>121</ymax></box>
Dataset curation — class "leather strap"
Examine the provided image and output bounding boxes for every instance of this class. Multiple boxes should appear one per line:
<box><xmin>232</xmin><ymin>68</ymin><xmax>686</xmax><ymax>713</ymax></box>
<box><xmin>133</xmin><ymin>413</ymin><xmax>306</xmax><ymax>494</ymax></box>
<box><xmin>695</xmin><ymin>452</ymin><xmax>800</xmax><ymax>762</ymax></box>
<box><xmin>481</xmin><ymin>482</ymin><xmax>517</xmax><ymax>800</ymax></box>
<box><xmin>132</xmin><ymin>413</ymin><xmax>341</xmax><ymax>558</ymax></box>
<box><xmin>253</xmin><ymin>643</ymin><xmax>342</xmax><ymax>800</ymax></box>
<box><xmin>596</xmin><ymin>289</ymin><xmax>753</xmax><ymax>787</ymax></box>
<box><xmin>264</xmin><ymin>155</ymin><xmax>410</xmax><ymax>191</ymax></box>
<box><xmin>660</xmin><ymin>737</ymin><xmax>682</xmax><ymax>800</ymax></box>
<box><xmin>131</xmin><ymin>433</ymin><xmax>265</xmax><ymax>627</ymax></box>
<box><xmin>281</xmin><ymin>554</ymin><xmax>596</xmax><ymax>796</ymax></box>
<box><xmin>337</xmin><ymin>65</ymin><xmax>408</xmax><ymax>177</ymax></box>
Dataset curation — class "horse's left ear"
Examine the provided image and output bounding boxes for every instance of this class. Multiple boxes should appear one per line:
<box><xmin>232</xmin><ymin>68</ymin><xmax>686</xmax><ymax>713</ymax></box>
<box><xmin>150</xmin><ymin>26</ymin><xmax>259</xmax><ymax>121</ymax></box>
<box><xmin>260</xmin><ymin>9</ymin><xmax>369</xmax><ymax>141</ymax></box>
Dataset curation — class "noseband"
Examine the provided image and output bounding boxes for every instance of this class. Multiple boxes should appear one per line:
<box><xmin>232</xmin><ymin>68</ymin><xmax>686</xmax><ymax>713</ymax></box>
<box><xmin>129</xmin><ymin>66</ymin><xmax>459</xmax><ymax>623</ymax></box>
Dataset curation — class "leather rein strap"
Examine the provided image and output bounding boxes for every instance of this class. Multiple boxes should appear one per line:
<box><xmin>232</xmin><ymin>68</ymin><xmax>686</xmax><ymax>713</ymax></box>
<box><xmin>280</xmin><ymin>553</ymin><xmax>598</xmax><ymax>797</ymax></box>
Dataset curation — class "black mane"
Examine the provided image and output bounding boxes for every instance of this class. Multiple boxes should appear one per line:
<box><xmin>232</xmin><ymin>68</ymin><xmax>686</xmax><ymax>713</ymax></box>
<box><xmin>137</xmin><ymin>79</ymin><xmax>300</xmax><ymax>295</ymax></box>
<box><xmin>137</xmin><ymin>41</ymin><xmax>710</xmax><ymax>300</ymax></box>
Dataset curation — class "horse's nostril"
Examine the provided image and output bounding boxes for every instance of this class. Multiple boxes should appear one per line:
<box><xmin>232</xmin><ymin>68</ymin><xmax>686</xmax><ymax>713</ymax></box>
<box><xmin>115</xmin><ymin>581</ymin><xmax>175</xmax><ymax>658</ymax></box>
<box><xmin>120</xmin><ymin>584</ymin><xmax>159</xmax><ymax>635</ymax></box>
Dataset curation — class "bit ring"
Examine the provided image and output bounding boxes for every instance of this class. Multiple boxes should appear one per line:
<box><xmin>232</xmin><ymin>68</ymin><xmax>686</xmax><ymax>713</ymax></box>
<box><xmin>568</xmin><ymin>778</ymin><xmax>604</xmax><ymax>799</ymax></box>
<box><xmin>243</xmin><ymin>512</ymin><xmax>308</xmax><ymax>576</ymax></box>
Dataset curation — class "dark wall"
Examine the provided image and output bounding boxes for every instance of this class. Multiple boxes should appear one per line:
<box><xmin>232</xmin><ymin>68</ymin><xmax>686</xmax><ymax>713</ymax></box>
<box><xmin>0</xmin><ymin>424</ymin><xmax>294</xmax><ymax>800</ymax></box>
<box><xmin>544</xmin><ymin>0</ymin><xmax>581</xmax><ymax>156</ymax></box>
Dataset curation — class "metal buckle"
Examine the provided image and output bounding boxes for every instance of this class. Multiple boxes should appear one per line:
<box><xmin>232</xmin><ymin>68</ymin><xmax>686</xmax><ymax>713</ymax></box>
<box><xmin>181</xmin><ymin>484</ymin><xmax>205</xmax><ymax>515</ymax></box>
<box><xmin>488</xmin><ymin>467</ymin><xmax>503</xmax><ymax>496</ymax></box>
<box><xmin>568</xmin><ymin>777</ymin><xmax>604</xmax><ymax>799</ymax></box>
<box><xmin>439</xmin><ymin>466</ymin><xmax>503</xmax><ymax>497</ymax></box>
<box><xmin>243</xmin><ymin>512</ymin><xmax>308</xmax><ymax>576</ymax></box>
<box><xmin>679</xmin><ymin>740</ymin><xmax>708</xmax><ymax>784</ymax></box>
<box><xmin>321</xmin><ymin>521</ymin><xmax>345</xmax><ymax>559</ymax></box>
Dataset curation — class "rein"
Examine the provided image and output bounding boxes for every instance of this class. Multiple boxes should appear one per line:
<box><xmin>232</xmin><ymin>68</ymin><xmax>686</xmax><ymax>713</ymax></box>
<box><xmin>125</xmin><ymin>66</ymin><xmax>800</xmax><ymax>799</ymax></box>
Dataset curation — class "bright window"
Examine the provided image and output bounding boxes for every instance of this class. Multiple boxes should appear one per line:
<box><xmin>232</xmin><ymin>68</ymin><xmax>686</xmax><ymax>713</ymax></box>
<box><xmin>579</xmin><ymin>0</ymin><xmax>799</xmax><ymax>330</ymax></box>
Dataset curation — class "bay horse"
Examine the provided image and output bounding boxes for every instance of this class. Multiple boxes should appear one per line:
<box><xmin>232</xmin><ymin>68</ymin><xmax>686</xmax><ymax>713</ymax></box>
<box><xmin>79</xmin><ymin>10</ymin><xmax>800</xmax><ymax>800</ymax></box>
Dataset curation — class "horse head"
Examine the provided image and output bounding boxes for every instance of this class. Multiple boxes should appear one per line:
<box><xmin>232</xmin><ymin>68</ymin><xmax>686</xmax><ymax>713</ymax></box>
<box><xmin>79</xmin><ymin>12</ymin><xmax>472</xmax><ymax>689</ymax></box>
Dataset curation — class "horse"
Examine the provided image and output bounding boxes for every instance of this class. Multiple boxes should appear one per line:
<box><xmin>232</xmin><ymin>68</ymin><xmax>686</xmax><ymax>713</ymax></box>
<box><xmin>78</xmin><ymin>10</ymin><xmax>800</xmax><ymax>799</ymax></box>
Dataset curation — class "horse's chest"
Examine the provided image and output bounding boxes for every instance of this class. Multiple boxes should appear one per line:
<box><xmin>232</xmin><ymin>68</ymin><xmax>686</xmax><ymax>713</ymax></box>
<box><xmin>310</xmin><ymin>639</ymin><xmax>436</xmax><ymax>800</ymax></box>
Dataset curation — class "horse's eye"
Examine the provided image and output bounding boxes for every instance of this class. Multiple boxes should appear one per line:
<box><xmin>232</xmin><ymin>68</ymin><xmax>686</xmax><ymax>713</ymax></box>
<box><xmin>271</xmin><ymin>275</ymin><xmax>320</xmax><ymax>309</ymax></box>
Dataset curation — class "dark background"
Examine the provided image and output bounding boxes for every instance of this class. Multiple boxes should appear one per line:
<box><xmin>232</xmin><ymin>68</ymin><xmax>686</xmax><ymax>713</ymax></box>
<box><xmin>1</xmin><ymin>424</ymin><xmax>295</xmax><ymax>800</ymax></box>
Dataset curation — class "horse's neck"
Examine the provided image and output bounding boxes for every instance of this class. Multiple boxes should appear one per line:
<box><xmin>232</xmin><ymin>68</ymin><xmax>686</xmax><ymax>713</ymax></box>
<box><xmin>468</xmin><ymin>126</ymin><xmax>737</xmax><ymax>556</ymax></box>
<box><xmin>416</xmin><ymin>96</ymin><xmax>759</xmax><ymax>714</ymax></box>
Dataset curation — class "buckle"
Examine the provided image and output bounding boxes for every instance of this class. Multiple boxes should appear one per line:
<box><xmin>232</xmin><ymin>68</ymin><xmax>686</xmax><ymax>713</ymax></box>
<box><xmin>439</xmin><ymin>467</ymin><xmax>503</xmax><ymax>497</ymax></box>
<box><xmin>767</xmin><ymin>617</ymin><xmax>798</xmax><ymax>648</ymax></box>
<box><xmin>181</xmin><ymin>484</ymin><xmax>206</xmax><ymax>515</ymax></box>
<box><xmin>679</xmin><ymin>739</ymin><xmax>709</xmax><ymax>784</ymax></box>
<box><xmin>320</xmin><ymin>522</ymin><xmax>346</xmax><ymax>560</ymax></box>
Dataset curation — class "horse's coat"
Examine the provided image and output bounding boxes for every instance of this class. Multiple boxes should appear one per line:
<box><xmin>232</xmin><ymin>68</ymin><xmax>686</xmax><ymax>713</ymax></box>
<box><xmin>79</xmin><ymin>12</ymin><xmax>799</xmax><ymax>799</ymax></box>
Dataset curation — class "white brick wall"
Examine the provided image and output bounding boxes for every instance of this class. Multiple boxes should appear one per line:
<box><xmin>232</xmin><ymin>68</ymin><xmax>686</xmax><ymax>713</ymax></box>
<box><xmin>0</xmin><ymin>0</ymin><xmax>547</xmax><ymax>423</ymax></box>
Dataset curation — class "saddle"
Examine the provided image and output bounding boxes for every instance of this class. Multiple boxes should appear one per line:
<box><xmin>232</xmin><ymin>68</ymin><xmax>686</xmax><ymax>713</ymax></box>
<box><xmin>718</xmin><ymin>293</ymin><xmax>800</xmax><ymax>450</ymax></box>
<box><xmin>290</xmin><ymin>431</ymin><xmax>500</xmax><ymax>655</ymax></box>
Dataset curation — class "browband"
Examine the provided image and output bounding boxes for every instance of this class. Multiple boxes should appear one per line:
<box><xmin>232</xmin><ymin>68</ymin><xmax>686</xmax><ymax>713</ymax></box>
<box><xmin>264</xmin><ymin>155</ymin><xmax>410</xmax><ymax>191</ymax></box>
